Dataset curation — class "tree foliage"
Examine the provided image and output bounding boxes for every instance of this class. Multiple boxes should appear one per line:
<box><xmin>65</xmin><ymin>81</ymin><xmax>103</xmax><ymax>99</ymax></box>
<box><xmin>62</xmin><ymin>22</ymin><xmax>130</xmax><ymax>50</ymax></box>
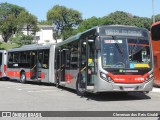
<box><xmin>106</xmin><ymin>11</ymin><xmax>152</xmax><ymax>29</ymax></box>
<box><xmin>10</xmin><ymin>32</ymin><xmax>34</xmax><ymax>46</ymax></box>
<box><xmin>0</xmin><ymin>2</ymin><xmax>25</xmax><ymax>42</ymax></box>
<box><xmin>17</xmin><ymin>11</ymin><xmax>38</xmax><ymax>35</ymax></box>
<box><xmin>155</xmin><ymin>14</ymin><xmax>160</xmax><ymax>22</ymax></box>
<box><xmin>47</xmin><ymin>5</ymin><xmax>82</xmax><ymax>40</ymax></box>
<box><xmin>77</xmin><ymin>16</ymin><xmax>112</xmax><ymax>32</ymax></box>
<box><xmin>38</xmin><ymin>20</ymin><xmax>52</xmax><ymax>25</ymax></box>
<box><xmin>0</xmin><ymin>2</ymin><xmax>38</xmax><ymax>42</ymax></box>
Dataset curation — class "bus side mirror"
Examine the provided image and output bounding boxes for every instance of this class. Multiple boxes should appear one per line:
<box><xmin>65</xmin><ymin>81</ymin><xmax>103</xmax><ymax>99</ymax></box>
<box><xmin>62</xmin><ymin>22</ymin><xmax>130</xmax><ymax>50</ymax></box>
<box><xmin>95</xmin><ymin>39</ymin><xmax>101</xmax><ymax>50</ymax></box>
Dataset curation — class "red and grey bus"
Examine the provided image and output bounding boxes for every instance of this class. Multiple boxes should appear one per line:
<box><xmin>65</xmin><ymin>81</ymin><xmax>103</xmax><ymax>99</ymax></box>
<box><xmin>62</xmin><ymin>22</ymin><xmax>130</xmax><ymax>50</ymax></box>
<box><xmin>6</xmin><ymin>25</ymin><xmax>154</xmax><ymax>96</ymax></box>
<box><xmin>0</xmin><ymin>50</ymin><xmax>7</xmax><ymax>79</ymax></box>
<box><xmin>7</xmin><ymin>44</ymin><xmax>55</xmax><ymax>83</ymax></box>
<box><xmin>151</xmin><ymin>21</ymin><xmax>160</xmax><ymax>87</ymax></box>
<box><xmin>54</xmin><ymin>25</ymin><xmax>154</xmax><ymax>95</ymax></box>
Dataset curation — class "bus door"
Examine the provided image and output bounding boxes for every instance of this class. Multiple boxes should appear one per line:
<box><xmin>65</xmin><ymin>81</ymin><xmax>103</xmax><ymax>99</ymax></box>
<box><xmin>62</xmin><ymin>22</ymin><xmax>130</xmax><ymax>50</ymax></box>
<box><xmin>30</xmin><ymin>51</ymin><xmax>36</xmax><ymax>79</ymax></box>
<box><xmin>30</xmin><ymin>51</ymin><xmax>41</xmax><ymax>80</ymax></box>
<box><xmin>40</xmin><ymin>50</ymin><xmax>49</xmax><ymax>82</ymax></box>
<box><xmin>0</xmin><ymin>52</ymin><xmax>2</xmax><ymax>77</ymax></box>
<box><xmin>79</xmin><ymin>38</ymin><xmax>96</xmax><ymax>90</ymax></box>
<box><xmin>59</xmin><ymin>49</ymin><xmax>69</xmax><ymax>82</ymax></box>
<box><xmin>154</xmin><ymin>53</ymin><xmax>160</xmax><ymax>85</ymax></box>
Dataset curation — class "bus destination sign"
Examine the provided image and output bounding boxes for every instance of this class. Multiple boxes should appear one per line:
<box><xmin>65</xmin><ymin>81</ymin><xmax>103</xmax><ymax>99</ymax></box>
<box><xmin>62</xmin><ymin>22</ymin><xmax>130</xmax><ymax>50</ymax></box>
<box><xmin>105</xmin><ymin>28</ymin><xmax>143</xmax><ymax>37</ymax></box>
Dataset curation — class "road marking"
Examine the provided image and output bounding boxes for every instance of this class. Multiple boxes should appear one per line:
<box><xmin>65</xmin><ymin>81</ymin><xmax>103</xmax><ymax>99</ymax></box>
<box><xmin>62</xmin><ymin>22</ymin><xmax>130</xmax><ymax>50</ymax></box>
<box><xmin>27</xmin><ymin>90</ymin><xmax>56</xmax><ymax>93</ymax></box>
<box><xmin>17</xmin><ymin>89</ymin><xmax>22</xmax><ymax>91</ymax></box>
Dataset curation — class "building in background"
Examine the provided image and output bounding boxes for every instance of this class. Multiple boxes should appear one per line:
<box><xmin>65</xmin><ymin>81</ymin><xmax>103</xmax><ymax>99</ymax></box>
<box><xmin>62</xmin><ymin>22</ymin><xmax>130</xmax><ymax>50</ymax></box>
<box><xmin>0</xmin><ymin>25</ymin><xmax>62</xmax><ymax>44</ymax></box>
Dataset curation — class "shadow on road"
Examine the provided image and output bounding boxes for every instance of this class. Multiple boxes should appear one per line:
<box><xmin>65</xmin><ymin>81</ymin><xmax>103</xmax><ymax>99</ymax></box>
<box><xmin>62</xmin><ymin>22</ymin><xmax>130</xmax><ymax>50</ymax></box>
<box><xmin>84</xmin><ymin>92</ymin><xmax>151</xmax><ymax>101</ymax></box>
<box><xmin>1</xmin><ymin>79</ymin><xmax>151</xmax><ymax>101</ymax></box>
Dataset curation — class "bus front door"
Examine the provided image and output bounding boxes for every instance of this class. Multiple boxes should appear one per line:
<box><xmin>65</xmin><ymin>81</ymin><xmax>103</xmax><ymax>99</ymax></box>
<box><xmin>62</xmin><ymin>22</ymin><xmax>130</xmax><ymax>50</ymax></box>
<box><xmin>77</xmin><ymin>38</ymin><xmax>96</xmax><ymax>95</ymax></box>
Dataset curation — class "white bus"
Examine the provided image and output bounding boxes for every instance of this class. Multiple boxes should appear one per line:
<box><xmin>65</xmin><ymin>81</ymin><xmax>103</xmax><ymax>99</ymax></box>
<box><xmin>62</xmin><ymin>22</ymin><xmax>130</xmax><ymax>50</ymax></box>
<box><xmin>0</xmin><ymin>50</ymin><xmax>7</xmax><ymax>79</ymax></box>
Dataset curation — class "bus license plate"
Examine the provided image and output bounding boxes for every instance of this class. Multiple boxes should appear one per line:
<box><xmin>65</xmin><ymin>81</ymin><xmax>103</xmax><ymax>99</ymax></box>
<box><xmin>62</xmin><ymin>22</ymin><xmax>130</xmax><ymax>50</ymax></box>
<box><xmin>124</xmin><ymin>87</ymin><xmax>134</xmax><ymax>91</ymax></box>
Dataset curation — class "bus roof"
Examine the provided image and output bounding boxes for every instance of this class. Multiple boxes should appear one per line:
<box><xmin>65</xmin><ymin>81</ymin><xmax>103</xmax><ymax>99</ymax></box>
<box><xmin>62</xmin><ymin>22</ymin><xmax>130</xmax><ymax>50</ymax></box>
<box><xmin>151</xmin><ymin>21</ymin><xmax>160</xmax><ymax>41</ymax></box>
<box><xmin>56</xmin><ymin>25</ymin><xmax>147</xmax><ymax>47</ymax></box>
<box><xmin>8</xmin><ymin>43</ymin><xmax>55</xmax><ymax>52</ymax></box>
<box><xmin>151</xmin><ymin>21</ymin><xmax>160</xmax><ymax>27</ymax></box>
<box><xmin>0</xmin><ymin>50</ymin><xmax>6</xmax><ymax>53</ymax></box>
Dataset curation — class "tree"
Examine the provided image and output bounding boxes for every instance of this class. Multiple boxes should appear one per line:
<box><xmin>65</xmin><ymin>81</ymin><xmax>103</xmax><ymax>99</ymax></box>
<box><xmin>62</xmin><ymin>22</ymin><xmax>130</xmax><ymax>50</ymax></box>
<box><xmin>77</xmin><ymin>16</ymin><xmax>112</xmax><ymax>32</ymax></box>
<box><xmin>155</xmin><ymin>14</ymin><xmax>160</xmax><ymax>22</ymax></box>
<box><xmin>106</xmin><ymin>11</ymin><xmax>135</xmax><ymax>26</ymax></box>
<box><xmin>17</xmin><ymin>11</ymin><xmax>38</xmax><ymax>35</ymax></box>
<box><xmin>0</xmin><ymin>2</ymin><xmax>38</xmax><ymax>42</ymax></box>
<box><xmin>105</xmin><ymin>11</ymin><xmax>152</xmax><ymax>29</ymax></box>
<box><xmin>10</xmin><ymin>32</ymin><xmax>34</xmax><ymax>46</ymax></box>
<box><xmin>47</xmin><ymin>5</ymin><xmax>82</xmax><ymax>40</ymax></box>
<box><xmin>133</xmin><ymin>16</ymin><xmax>151</xmax><ymax>30</ymax></box>
<box><xmin>0</xmin><ymin>2</ymin><xmax>25</xmax><ymax>42</ymax></box>
<box><xmin>38</xmin><ymin>20</ymin><xmax>52</xmax><ymax>25</ymax></box>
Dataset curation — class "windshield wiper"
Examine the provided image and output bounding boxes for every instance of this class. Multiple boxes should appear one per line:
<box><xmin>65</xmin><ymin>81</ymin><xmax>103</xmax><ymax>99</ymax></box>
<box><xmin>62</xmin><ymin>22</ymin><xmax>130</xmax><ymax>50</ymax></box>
<box><xmin>112</xmin><ymin>36</ymin><xmax>123</xmax><ymax>55</ymax></box>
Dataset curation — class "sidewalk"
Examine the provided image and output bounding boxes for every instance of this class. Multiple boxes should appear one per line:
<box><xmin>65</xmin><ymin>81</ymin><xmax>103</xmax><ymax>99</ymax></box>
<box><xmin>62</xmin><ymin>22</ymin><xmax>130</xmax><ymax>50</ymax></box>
<box><xmin>152</xmin><ymin>87</ymin><xmax>160</xmax><ymax>92</ymax></box>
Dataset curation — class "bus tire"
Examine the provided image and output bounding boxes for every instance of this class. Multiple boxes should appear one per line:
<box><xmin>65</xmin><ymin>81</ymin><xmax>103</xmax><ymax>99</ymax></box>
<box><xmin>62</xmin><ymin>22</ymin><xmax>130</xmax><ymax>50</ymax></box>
<box><xmin>56</xmin><ymin>79</ymin><xmax>59</xmax><ymax>88</ymax></box>
<box><xmin>20</xmin><ymin>72</ymin><xmax>26</xmax><ymax>84</ymax></box>
<box><xmin>56</xmin><ymin>72</ymin><xmax>60</xmax><ymax>88</ymax></box>
<box><xmin>76</xmin><ymin>74</ymin><xmax>86</xmax><ymax>96</ymax></box>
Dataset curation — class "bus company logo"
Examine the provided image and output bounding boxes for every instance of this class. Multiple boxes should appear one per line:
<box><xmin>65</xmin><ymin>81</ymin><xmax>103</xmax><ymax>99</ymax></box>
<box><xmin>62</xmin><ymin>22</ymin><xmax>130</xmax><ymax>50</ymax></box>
<box><xmin>119</xmin><ymin>69</ymin><xmax>124</xmax><ymax>73</ymax></box>
<box><xmin>119</xmin><ymin>69</ymin><xmax>138</xmax><ymax>73</ymax></box>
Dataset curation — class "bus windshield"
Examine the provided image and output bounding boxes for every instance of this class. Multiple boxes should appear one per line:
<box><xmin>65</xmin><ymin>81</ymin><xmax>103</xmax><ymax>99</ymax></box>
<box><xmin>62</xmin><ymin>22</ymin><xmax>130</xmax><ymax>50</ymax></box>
<box><xmin>101</xmin><ymin>37</ymin><xmax>151</xmax><ymax>69</ymax></box>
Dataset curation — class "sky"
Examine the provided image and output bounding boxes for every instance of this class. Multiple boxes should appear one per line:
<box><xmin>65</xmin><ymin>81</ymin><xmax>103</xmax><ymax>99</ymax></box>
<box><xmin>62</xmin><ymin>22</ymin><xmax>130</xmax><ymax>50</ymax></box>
<box><xmin>1</xmin><ymin>0</ymin><xmax>160</xmax><ymax>21</ymax></box>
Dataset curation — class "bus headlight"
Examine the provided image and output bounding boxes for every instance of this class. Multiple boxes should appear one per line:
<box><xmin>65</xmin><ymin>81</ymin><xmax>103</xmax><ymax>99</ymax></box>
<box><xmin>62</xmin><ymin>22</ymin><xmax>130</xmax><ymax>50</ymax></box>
<box><xmin>100</xmin><ymin>72</ymin><xmax>112</xmax><ymax>82</ymax></box>
<box><xmin>145</xmin><ymin>73</ymin><xmax>154</xmax><ymax>83</ymax></box>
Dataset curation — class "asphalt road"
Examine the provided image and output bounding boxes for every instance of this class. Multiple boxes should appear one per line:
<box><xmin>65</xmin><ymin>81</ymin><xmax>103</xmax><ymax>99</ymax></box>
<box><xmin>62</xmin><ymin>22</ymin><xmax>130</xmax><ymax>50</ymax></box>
<box><xmin>0</xmin><ymin>79</ymin><xmax>160</xmax><ymax>120</ymax></box>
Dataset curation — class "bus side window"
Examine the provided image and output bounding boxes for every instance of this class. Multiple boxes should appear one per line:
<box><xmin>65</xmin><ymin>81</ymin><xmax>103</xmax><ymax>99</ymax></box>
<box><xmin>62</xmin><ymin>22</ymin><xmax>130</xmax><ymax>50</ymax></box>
<box><xmin>42</xmin><ymin>50</ymin><xmax>49</xmax><ymax>69</ymax></box>
<box><xmin>0</xmin><ymin>53</ymin><xmax>2</xmax><ymax>66</ymax></box>
<box><xmin>8</xmin><ymin>53</ymin><xmax>13</xmax><ymax>63</ymax></box>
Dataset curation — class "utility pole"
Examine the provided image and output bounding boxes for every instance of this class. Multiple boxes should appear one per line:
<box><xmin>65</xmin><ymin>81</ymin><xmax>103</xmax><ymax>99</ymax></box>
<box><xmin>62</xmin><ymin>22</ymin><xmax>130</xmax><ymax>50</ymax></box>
<box><xmin>152</xmin><ymin>0</ymin><xmax>155</xmax><ymax>23</ymax></box>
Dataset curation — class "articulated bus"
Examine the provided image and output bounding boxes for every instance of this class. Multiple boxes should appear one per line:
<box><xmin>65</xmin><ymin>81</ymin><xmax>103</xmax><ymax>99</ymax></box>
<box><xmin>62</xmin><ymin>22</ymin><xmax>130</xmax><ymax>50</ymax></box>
<box><xmin>55</xmin><ymin>25</ymin><xmax>153</xmax><ymax>95</ymax></box>
<box><xmin>151</xmin><ymin>21</ymin><xmax>160</xmax><ymax>87</ymax></box>
<box><xmin>0</xmin><ymin>50</ymin><xmax>7</xmax><ymax>79</ymax></box>
<box><xmin>7</xmin><ymin>44</ymin><xmax>55</xmax><ymax>83</ymax></box>
<box><xmin>6</xmin><ymin>25</ymin><xmax>153</xmax><ymax>96</ymax></box>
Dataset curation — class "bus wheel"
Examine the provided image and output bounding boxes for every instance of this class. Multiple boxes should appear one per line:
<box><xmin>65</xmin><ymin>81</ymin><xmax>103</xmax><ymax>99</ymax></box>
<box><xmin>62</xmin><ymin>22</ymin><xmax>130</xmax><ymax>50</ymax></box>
<box><xmin>56</xmin><ymin>72</ymin><xmax>60</xmax><ymax>88</ymax></box>
<box><xmin>56</xmin><ymin>79</ymin><xmax>59</xmax><ymax>88</ymax></box>
<box><xmin>76</xmin><ymin>74</ymin><xmax>86</xmax><ymax>96</ymax></box>
<box><xmin>20</xmin><ymin>72</ymin><xmax>26</xmax><ymax>84</ymax></box>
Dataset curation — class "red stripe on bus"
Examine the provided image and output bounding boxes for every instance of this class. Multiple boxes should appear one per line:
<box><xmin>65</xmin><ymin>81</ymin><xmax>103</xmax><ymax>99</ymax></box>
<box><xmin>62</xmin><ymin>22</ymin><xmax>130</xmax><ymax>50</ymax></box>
<box><xmin>7</xmin><ymin>71</ymin><xmax>45</xmax><ymax>79</ymax></box>
<box><xmin>65</xmin><ymin>74</ymin><xmax>73</xmax><ymax>83</ymax></box>
<box><xmin>4</xmin><ymin>64</ymin><xmax>6</xmax><ymax>73</ymax></box>
<box><xmin>7</xmin><ymin>71</ymin><xmax>20</xmax><ymax>77</ymax></box>
<box><xmin>41</xmin><ymin>72</ymin><xmax>45</xmax><ymax>79</ymax></box>
<box><xmin>128</xmin><ymin>43</ymin><xmax>149</xmax><ymax>46</ymax></box>
<box><xmin>0</xmin><ymin>72</ymin><xmax>2</xmax><ymax>77</ymax></box>
<box><xmin>25</xmin><ymin>72</ymin><xmax>31</xmax><ymax>78</ymax></box>
<box><xmin>108</xmin><ymin>72</ymin><xmax>149</xmax><ymax>83</ymax></box>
